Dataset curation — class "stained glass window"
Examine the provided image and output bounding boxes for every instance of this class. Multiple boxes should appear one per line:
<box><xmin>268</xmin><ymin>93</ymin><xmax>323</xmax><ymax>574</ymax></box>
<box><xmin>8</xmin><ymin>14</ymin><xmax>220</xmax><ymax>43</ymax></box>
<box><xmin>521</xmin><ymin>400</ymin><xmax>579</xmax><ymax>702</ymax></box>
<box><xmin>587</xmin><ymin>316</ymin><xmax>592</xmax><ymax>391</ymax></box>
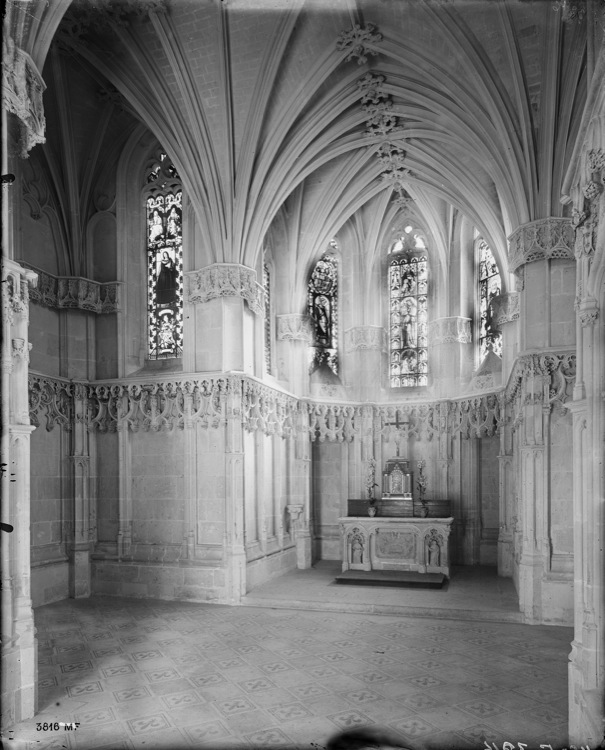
<box><xmin>388</xmin><ymin>231</ymin><xmax>428</xmax><ymax>388</ymax></box>
<box><xmin>308</xmin><ymin>248</ymin><xmax>338</xmax><ymax>376</ymax></box>
<box><xmin>263</xmin><ymin>262</ymin><xmax>272</xmax><ymax>373</ymax></box>
<box><xmin>478</xmin><ymin>239</ymin><xmax>502</xmax><ymax>360</ymax></box>
<box><xmin>145</xmin><ymin>153</ymin><xmax>183</xmax><ymax>360</ymax></box>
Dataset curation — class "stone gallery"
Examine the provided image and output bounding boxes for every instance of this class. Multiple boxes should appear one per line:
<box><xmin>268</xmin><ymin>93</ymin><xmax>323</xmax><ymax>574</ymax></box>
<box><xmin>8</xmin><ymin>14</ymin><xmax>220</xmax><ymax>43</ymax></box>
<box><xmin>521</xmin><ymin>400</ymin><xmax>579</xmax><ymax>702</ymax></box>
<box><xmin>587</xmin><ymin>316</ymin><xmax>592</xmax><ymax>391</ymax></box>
<box><xmin>2</xmin><ymin>0</ymin><xmax>604</xmax><ymax>747</ymax></box>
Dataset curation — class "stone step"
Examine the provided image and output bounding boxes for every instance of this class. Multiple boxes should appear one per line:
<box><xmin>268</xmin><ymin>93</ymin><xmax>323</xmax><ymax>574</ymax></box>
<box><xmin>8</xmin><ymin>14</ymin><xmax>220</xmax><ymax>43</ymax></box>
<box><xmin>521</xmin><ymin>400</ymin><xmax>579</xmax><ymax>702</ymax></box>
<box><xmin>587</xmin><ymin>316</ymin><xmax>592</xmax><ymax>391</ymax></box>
<box><xmin>335</xmin><ymin>569</ymin><xmax>446</xmax><ymax>589</ymax></box>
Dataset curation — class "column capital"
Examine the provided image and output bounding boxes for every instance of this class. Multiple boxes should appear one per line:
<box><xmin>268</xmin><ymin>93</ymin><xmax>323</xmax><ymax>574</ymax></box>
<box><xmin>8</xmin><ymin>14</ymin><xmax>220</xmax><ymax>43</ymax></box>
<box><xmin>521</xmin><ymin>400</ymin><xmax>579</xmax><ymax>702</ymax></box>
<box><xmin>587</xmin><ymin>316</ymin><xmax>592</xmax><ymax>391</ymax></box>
<box><xmin>507</xmin><ymin>217</ymin><xmax>575</xmax><ymax>275</ymax></box>
<box><xmin>428</xmin><ymin>317</ymin><xmax>472</xmax><ymax>345</ymax></box>
<box><xmin>277</xmin><ymin>313</ymin><xmax>312</xmax><ymax>342</ymax></box>
<box><xmin>185</xmin><ymin>264</ymin><xmax>263</xmax><ymax>315</ymax></box>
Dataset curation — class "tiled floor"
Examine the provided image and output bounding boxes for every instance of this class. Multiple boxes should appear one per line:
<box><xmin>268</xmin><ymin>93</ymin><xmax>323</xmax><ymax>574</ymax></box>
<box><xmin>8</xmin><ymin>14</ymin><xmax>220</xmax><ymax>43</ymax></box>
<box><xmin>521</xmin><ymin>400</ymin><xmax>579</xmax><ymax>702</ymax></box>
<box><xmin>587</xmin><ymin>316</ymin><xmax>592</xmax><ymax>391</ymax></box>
<box><xmin>5</xmin><ymin>569</ymin><xmax>572</xmax><ymax>750</ymax></box>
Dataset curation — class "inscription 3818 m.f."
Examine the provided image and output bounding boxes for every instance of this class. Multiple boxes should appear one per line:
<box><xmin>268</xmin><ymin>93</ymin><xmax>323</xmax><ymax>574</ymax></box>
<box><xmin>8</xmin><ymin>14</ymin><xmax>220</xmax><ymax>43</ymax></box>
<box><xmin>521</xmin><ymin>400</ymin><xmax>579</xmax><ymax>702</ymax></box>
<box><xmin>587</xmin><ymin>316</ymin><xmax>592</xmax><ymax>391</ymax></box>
<box><xmin>375</xmin><ymin>531</ymin><xmax>415</xmax><ymax>559</ymax></box>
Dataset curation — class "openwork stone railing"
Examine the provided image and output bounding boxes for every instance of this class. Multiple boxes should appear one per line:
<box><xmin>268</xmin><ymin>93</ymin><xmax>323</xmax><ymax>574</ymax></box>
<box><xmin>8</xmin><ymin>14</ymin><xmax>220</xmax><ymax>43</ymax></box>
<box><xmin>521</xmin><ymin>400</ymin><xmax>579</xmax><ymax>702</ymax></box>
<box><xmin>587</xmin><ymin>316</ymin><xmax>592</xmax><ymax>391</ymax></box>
<box><xmin>25</xmin><ymin>266</ymin><xmax>120</xmax><ymax>314</ymax></box>
<box><xmin>29</xmin><ymin>373</ymin><xmax>508</xmax><ymax>441</ymax></box>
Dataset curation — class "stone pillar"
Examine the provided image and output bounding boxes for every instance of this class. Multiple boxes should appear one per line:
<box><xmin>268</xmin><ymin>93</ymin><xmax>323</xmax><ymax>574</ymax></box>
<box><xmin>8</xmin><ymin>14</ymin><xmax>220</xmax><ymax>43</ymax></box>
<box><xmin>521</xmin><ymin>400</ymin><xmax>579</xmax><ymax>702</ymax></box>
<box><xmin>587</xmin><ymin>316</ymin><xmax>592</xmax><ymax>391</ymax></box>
<box><xmin>508</xmin><ymin>218</ymin><xmax>575</xmax><ymax>623</ymax></box>
<box><xmin>276</xmin><ymin>314</ymin><xmax>311</xmax><ymax>397</ymax></box>
<box><xmin>564</xmin><ymin>133</ymin><xmax>605</xmax><ymax>744</ymax></box>
<box><xmin>427</xmin><ymin>317</ymin><xmax>473</xmax><ymax>397</ymax></box>
<box><xmin>344</xmin><ymin>326</ymin><xmax>383</xmax><ymax>400</ymax></box>
<box><xmin>1</xmin><ymin>260</ymin><xmax>38</xmax><ymax>727</ymax></box>
<box><xmin>186</xmin><ymin>264</ymin><xmax>263</xmax><ymax>374</ymax></box>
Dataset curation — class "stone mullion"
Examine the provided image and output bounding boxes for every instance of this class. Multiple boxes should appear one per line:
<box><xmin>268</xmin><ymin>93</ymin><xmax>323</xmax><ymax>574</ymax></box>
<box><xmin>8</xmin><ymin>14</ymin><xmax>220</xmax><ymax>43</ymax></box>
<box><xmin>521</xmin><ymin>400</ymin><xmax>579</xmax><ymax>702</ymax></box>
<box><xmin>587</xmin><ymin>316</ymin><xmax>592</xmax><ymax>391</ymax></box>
<box><xmin>518</xmin><ymin>372</ymin><xmax>548</xmax><ymax>621</ymax></box>
<box><xmin>497</xmin><ymin>401</ymin><xmax>515</xmax><ymax>576</ymax></box>
<box><xmin>182</xmin><ymin>412</ymin><xmax>196</xmax><ymax>560</ymax></box>
<box><xmin>255</xmin><ymin>430</ymin><xmax>267</xmax><ymax>555</ymax></box>
<box><xmin>68</xmin><ymin>384</ymin><xmax>92</xmax><ymax>597</ymax></box>
<box><xmin>224</xmin><ymin>379</ymin><xmax>246</xmax><ymax>602</ymax></box>
<box><xmin>116</xmin><ymin>400</ymin><xmax>133</xmax><ymax>560</ymax></box>
<box><xmin>273</xmin><ymin>435</ymin><xmax>283</xmax><ymax>547</ymax></box>
<box><xmin>287</xmin><ymin>407</ymin><xmax>312</xmax><ymax>568</ymax></box>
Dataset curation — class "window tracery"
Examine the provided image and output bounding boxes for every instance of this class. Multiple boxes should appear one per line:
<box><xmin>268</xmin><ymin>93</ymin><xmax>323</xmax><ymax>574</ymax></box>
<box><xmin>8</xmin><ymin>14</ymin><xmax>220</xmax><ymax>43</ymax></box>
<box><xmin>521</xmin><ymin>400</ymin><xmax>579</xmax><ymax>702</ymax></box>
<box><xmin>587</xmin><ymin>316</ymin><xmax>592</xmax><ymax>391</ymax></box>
<box><xmin>388</xmin><ymin>226</ymin><xmax>428</xmax><ymax>388</ymax></box>
<box><xmin>144</xmin><ymin>152</ymin><xmax>183</xmax><ymax>360</ymax></box>
<box><xmin>477</xmin><ymin>238</ymin><xmax>502</xmax><ymax>360</ymax></box>
<box><xmin>308</xmin><ymin>244</ymin><xmax>338</xmax><ymax>376</ymax></box>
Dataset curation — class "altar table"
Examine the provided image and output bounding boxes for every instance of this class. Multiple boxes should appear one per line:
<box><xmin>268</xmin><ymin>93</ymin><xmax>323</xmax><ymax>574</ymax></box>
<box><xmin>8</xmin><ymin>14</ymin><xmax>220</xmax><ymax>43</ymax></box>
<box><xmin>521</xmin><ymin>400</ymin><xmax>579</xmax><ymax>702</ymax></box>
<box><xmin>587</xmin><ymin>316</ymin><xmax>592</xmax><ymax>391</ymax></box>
<box><xmin>339</xmin><ymin>516</ymin><xmax>453</xmax><ymax>578</ymax></box>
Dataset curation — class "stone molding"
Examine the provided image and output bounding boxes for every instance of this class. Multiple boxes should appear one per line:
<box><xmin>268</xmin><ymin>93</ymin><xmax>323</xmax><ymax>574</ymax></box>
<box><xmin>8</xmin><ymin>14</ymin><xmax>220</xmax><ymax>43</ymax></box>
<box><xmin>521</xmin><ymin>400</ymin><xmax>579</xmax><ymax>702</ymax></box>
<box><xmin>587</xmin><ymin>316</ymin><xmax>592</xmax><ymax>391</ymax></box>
<box><xmin>345</xmin><ymin>326</ymin><xmax>384</xmax><ymax>351</ymax></box>
<box><xmin>491</xmin><ymin>293</ymin><xmax>520</xmax><ymax>327</ymax></box>
<box><xmin>428</xmin><ymin>317</ymin><xmax>472</xmax><ymax>345</ymax></box>
<box><xmin>2</xmin><ymin>35</ymin><xmax>46</xmax><ymax>157</ymax></box>
<box><xmin>26</xmin><ymin>266</ymin><xmax>120</xmax><ymax>314</ymax></box>
<box><xmin>186</xmin><ymin>264</ymin><xmax>263</xmax><ymax>316</ymax></box>
<box><xmin>508</xmin><ymin>218</ymin><xmax>575</xmax><ymax>273</ymax></box>
<box><xmin>276</xmin><ymin>314</ymin><xmax>312</xmax><ymax>342</ymax></box>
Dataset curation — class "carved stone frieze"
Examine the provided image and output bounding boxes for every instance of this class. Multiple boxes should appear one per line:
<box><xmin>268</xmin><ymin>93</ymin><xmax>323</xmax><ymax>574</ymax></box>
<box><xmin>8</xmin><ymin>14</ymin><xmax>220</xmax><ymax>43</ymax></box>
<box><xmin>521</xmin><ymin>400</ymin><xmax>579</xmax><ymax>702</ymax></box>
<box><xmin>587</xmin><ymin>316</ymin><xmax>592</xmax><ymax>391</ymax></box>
<box><xmin>508</xmin><ymin>218</ymin><xmax>575</xmax><ymax>273</ymax></box>
<box><xmin>336</xmin><ymin>24</ymin><xmax>382</xmax><ymax>65</ymax></box>
<box><xmin>2</xmin><ymin>260</ymin><xmax>38</xmax><ymax>325</ymax></box>
<box><xmin>573</xmin><ymin>148</ymin><xmax>604</xmax><ymax>258</ymax></box>
<box><xmin>505</xmin><ymin>351</ymin><xmax>576</xmax><ymax>409</ymax></box>
<box><xmin>186</xmin><ymin>264</ymin><xmax>263</xmax><ymax>316</ymax></box>
<box><xmin>2</xmin><ymin>35</ymin><xmax>46</xmax><ymax>157</ymax></box>
<box><xmin>11</xmin><ymin>338</ymin><xmax>31</xmax><ymax>363</ymax></box>
<box><xmin>491</xmin><ymin>293</ymin><xmax>520</xmax><ymax>326</ymax></box>
<box><xmin>428</xmin><ymin>317</ymin><xmax>472</xmax><ymax>345</ymax></box>
<box><xmin>276</xmin><ymin>314</ymin><xmax>312</xmax><ymax>342</ymax></box>
<box><xmin>242</xmin><ymin>379</ymin><xmax>297</xmax><ymax>438</ymax></box>
<box><xmin>26</xmin><ymin>267</ymin><xmax>120</xmax><ymax>314</ymax></box>
<box><xmin>345</xmin><ymin>326</ymin><xmax>384</xmax><ymax>351</ymax></box>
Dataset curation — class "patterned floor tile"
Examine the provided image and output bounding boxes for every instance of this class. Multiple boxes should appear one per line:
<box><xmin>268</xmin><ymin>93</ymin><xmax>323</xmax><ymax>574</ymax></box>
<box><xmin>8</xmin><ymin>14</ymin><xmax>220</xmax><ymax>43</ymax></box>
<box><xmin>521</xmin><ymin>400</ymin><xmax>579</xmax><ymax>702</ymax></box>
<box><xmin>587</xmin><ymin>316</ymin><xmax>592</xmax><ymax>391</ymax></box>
<box><xmin>288</xmin><ymin>682</ymin><xmax>330</xmax><ymax>700</ymax></box>
<box><xmin>327</xmin><ymin>709</ymin><xmax>375</xmax><ymax>730</ymax></box>
<box><xmin>268</xmin><ymin>702</ymin><xmax>313</xmax><ymax>722</ymax></box>
<box><xmin>390</xmin><ymin>715</ymin><xmax>437</xmax><ymax>738</ymax></box>
<box><xmin>214</xmin><ymin>697</ymin><xmax>256</xmax><ymax>715</ymax></box>
<box><xmin>244</xmin><ymin>727</ymin><xmax>294</xmax><ymax>747</ymax></box>
<box><xmin>113</xmin><ymin>686</ymin><xmax>150</xmax><ymax>702</ymax></box>
<box><xmin>160</xmin><ymin>690</ymin><xmax>204</xmax><ymax>709</ymax></box>
<box><xmin>185</xmin><ymin>720</ymin><xmax>231</xmax><ymax>744</ymax></box>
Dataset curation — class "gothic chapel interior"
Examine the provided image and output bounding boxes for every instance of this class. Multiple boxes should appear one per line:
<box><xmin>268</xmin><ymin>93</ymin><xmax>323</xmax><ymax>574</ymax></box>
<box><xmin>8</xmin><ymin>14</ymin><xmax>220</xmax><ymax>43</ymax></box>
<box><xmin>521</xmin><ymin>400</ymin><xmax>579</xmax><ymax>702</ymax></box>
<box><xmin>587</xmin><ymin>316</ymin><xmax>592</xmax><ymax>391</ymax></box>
<box><xmin>2</xmin><ymin>0</ymin><xmax>605</xmax><ymax>746</ymax></box>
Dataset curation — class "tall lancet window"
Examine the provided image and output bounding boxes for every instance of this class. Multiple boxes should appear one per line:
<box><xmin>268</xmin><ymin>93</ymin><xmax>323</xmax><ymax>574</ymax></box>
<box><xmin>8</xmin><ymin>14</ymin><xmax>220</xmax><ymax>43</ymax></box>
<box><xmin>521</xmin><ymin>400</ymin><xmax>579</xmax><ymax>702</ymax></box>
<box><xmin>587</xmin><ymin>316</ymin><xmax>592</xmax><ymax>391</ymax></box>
<box><xmin>388</xmin><ymin>228</ymin><xmax>428</xmax><ymax>388</ymax></box>
<box><xmin>263</xmin><ymin>262</ymin><xmax>272</xmax><ymax>373</ymax></box>
<box><xmin>308</xmin><ymin>244</ymin><xmax>338</xmax><ymax>376</ymax></box>
<box><xmin>145</xmin><ymin>152</ymin><xmax>183</xmax><ymax>360</ymax></box>
<box><xmin>478</xmin><ymin>238</ymin><xmax>502</xmax><ymax>360</ymax></box>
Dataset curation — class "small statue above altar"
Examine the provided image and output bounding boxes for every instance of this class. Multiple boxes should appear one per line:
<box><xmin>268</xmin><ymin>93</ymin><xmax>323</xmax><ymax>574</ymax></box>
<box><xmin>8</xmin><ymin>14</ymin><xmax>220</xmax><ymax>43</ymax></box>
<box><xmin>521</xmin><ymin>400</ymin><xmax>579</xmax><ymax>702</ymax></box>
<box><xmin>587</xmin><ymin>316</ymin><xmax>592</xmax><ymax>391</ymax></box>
<box><xmin>382</xmin><ymin>459</ymin><xmax>413</xmax><ymax>498</ymax></box>
<box><xmin>381</xmin><ymin>459</ymin><xmax>414</xmax><ymax>516</ymax></box>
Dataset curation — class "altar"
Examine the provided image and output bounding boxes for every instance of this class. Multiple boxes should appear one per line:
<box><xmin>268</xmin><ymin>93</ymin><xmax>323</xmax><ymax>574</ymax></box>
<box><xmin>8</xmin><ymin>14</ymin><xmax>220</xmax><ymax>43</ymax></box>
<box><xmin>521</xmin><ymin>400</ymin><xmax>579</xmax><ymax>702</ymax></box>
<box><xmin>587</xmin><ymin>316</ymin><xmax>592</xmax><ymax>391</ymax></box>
<box><xmin>339</xmin><ymin>516</ymin><xmax>453</xmax><ymax>577</ymax></box>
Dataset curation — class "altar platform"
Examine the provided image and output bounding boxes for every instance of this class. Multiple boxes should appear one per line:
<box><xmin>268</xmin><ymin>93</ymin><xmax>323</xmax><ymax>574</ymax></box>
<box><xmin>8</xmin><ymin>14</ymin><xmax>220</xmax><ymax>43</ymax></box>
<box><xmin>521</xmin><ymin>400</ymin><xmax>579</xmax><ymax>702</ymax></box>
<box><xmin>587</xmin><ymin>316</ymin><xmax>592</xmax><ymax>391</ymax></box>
<box><xmin>243</xmin><ymin>561</ymin><xmax>523</xmax><ymax>623</ymax></box>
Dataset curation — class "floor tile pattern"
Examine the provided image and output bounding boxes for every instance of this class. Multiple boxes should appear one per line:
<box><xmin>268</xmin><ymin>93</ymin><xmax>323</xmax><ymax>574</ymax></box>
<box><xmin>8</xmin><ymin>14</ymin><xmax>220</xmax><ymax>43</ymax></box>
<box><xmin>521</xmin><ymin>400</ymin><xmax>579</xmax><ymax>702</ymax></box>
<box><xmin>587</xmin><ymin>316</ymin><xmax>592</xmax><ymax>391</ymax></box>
<box><xmin>4</xmin><ymin>594</ymin><xmax>571</xmax><ymax>750</ymax></box>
